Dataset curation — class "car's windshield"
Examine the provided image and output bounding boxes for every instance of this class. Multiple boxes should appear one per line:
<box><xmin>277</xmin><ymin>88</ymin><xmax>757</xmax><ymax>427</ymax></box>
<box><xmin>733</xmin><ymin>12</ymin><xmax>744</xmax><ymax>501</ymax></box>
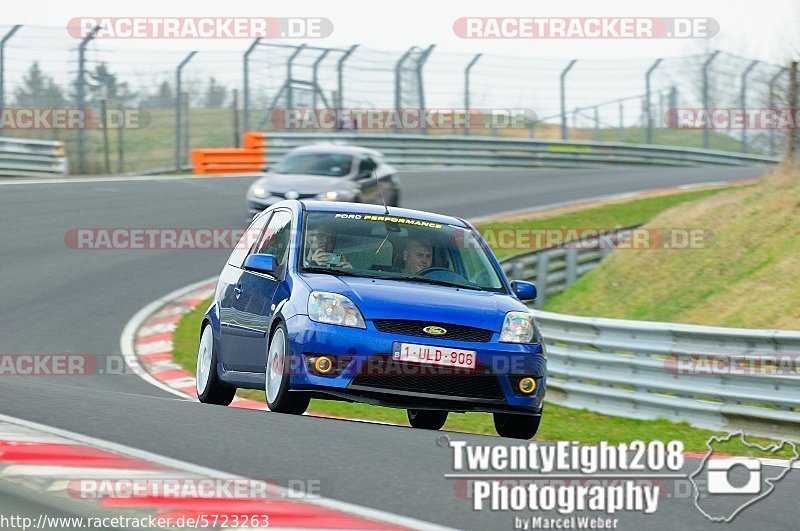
<box><xmin>274</xmin><ymin>152</ymin><xmax>353</xmax><ymax>177</ymax></box>
<box><xmin>301</xmin><ymin>211</ymin><xmax>506</xmax><ymax>292</ymax></box>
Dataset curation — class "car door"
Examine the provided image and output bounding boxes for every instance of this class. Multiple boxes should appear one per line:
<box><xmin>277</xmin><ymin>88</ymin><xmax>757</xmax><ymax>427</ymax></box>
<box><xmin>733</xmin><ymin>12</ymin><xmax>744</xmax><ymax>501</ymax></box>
<box><xmin>223</xmin><ymin>209</ymin><xmax>293</xmax><ymax>373</ymax></box>
<box><xmin>218</xmin><ymin>212</ymin><xmax>272</xmax><ymax>370</ymax></box>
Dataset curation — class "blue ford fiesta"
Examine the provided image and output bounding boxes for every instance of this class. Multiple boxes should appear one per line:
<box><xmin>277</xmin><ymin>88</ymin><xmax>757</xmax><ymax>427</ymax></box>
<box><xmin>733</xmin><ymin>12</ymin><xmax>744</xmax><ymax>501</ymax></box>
<box><xmin>197</xmin><ymin>200</ymin><xmax>547</xmax><ymax>439</ymax></box>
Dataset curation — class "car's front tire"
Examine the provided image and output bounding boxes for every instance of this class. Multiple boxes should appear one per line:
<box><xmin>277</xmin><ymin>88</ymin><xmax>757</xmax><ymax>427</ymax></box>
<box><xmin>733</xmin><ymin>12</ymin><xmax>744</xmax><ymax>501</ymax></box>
<box><xmin>265</xmin><ymin>321</ymin><xmax>310</xmax><ymax>415</ymax></box>
<box><xmin>407</xmin><ymin>409</ymin><xmax>448</xmax><ymax>430</ymax></box>
<box><xmin>493</xmin><ymin>412</ymin><xmax>541</xmax><ymax>440</ymax></box>
<box><xmin>196</xmin><ymin>324</ymin><xmax>236</xmax><ymax>405</ymax></box>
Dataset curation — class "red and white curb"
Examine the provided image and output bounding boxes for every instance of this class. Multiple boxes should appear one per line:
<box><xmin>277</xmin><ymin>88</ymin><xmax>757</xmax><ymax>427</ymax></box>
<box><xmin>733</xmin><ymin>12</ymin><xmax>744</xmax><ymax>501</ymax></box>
<box><xmin>0</xmin><ymin>413</ymin><xmax>452</xmax><ymax>530</ymax></box>
<box><xmin>121</xmin><ymin>277</ymin><xmax>267</xmax><ymax>410</ymax></box>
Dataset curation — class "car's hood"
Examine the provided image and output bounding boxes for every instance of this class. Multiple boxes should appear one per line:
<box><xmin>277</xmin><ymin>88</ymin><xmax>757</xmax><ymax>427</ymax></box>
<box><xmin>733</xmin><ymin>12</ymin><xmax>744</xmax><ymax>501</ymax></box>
<box><xmin>301</xmin><ymin>274</ymin><xmax>526</xmax><ymax>331</ymax></box>
<box><xmin>253</xmin><ymin>173</ymin><xmax>345</xmax><ymax>194</ymax></box>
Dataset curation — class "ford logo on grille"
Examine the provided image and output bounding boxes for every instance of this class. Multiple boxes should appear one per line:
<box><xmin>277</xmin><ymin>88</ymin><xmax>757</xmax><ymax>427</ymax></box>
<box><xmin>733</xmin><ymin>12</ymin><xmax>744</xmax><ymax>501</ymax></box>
<box><xmin>423</xmin><ymin>326</ymin><xmax>447</xmax><ymax>336</ymax></box>
<box><xmin>284</xmin><ymin>190</ymin><xmax>300</xmax><ymax>200</ymax></box>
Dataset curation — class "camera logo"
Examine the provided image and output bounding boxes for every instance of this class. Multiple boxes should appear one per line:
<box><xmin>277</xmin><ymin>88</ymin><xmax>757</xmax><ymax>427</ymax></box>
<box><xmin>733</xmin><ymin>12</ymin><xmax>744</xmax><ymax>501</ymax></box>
<box><xmin>690</xmin><ymin>432</ymin><xmax>798</xmax><ymax>522</ymax></box>
<box><xmin>706</xmin><ymin>458</ymin><xmax>761</xmax><ymax>494</ymax></box>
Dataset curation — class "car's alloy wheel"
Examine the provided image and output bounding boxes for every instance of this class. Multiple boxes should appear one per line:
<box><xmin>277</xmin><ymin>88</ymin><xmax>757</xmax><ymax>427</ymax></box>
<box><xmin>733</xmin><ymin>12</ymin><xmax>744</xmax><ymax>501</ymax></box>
<box><xmin>493</xmin><ymin>412</ymin><xmax>541</xmax><ymax>440</ymax></box>
<box><xmin>407</xmin><ymin>409</ymin><xmax>448</xmax><ymax>430</ymax></box>
<box><xmin>196</xmin><ymin>325</ymin><xmax>235</xmax><ymax>405</ymax></box>
<box><xmin>265</xmin><ymin>322</ymin><xmax>309</xmax><ymax>414</ymax></box>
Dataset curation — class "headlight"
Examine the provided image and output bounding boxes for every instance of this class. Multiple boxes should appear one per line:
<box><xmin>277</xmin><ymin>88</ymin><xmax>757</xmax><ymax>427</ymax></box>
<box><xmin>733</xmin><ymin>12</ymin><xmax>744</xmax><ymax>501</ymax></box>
<box><xmin>251</xmin><ymin>185</ymin><xmax>267</xmax><ymax>198</ymax></box>
<box><xmin>500</xmin><ymin>311</ymin><xmax>541</xmax><ymax>344</ymax></box>
<box><xmin>308</xmin><ymin>291</ymin><xmax>366</xmax><ymax>328</ymax></box>
<box><xmin>317</xmin><ymin>189</ymin><xmax>355</xmax><ymax>201</ymax></box>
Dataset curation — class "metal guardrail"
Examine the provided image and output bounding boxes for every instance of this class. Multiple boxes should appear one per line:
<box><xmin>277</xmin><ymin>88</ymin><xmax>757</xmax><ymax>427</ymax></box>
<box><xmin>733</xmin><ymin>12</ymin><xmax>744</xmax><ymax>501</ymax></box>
<box><xmin>263</xmin><ymin>132</ymin><xmax>780</xmax><ymax>168</ymax></box>
<box><xmin>0</xmin><ymin>138</ymin><xmax>68</xmax><ymax>177</ymax></box>
<box><xmin>500</xmin><ymin>230</ymin><xmax>800</xmax><ymax>440</ymax></box>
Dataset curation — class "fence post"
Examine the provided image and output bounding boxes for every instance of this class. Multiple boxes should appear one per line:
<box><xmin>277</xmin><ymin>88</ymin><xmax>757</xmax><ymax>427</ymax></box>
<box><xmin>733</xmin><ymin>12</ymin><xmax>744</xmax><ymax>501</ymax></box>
<box><xmin>0</xmin><ymin>25</ymin><xmax>22</xmax><ymax>137</ymax></box>
<box><xmin>394</xmin><ymin>47</ymin><xmax>416</xmax><ymax>132</ymax></box>
<box><xmin>336</xmin><ymin>44</ymin><xmax>358</xmax><ymax>111</ymax></box>
<box><xmin>117</xmin><ymin>107</ymin><xmax>124</xmax><ymax>173</ymax></box>
<box><xmin>242</xmin><ymin>37</ymin><xmax>261</xmax><ymax>134</ymax></box>
<box><xmin>644</xmin><ymin>58</ymin><xmax>662</xmax><ymax>145</ymax></box>
<box><xmin>311</xmin><ymin>49</ymin><xmax>331</xmax><ymax>111</ymax></box>
<box><xmin>183</xmin><ymin>92</ymin><xmax>190</xmax><ymax>166</ymax></box>
<box><xmin>100</xmin><ymin>99</ymin><xmax>110</xmax><ymax>173</ymax></box>
<box><xmin>739</xmin><ymin>60</ymin><xmax>759</xmax><ymax>153</ymax></box>
<box><xmin>286</xmin><ymin>44</ymin><xmax>306</xmax><ymax>112</ymax></box>
<box><xmin>416</xmin><ymin>45</ymin><xmax>435</xmax><ymax>135</ymax></box>
<box><xmin>77</xmin><ymin>26</ymin><xmax>100</xmax><ymax>174</ymax></box>
<box><xmin>464</xmin><ymin>53</ymin><xmax>482</xmax><ymax>135</ymax></box>
<box><xmin>702</xmin><ymin>51</ymin><xmax>720</xmax><ymax>149</ymax></box>
<box><xmin>768</xmin><ymin>68</ymin><xmax>787</xmax><ymax>156</ymax></box>
<box><xmin>593</xmin><ymin>106</ymin><xmax>600</xmax><ymax>141</ymax></box>
<box><xmin>618</xmin><ymin>101</ymin><xmax>624</xmax><ymax>141</ymax></box>
<box><xmin>786</xmin><ymin>61</ymin><xmax>798</xmax><ymax>162</ymax></box>
<box><xmin>560</xmin><ymin>60</ymin><xmax>577</xmax><ymax>140</ymax></box>
<box><xmin>232</xmin><ymin>89</ymin><xmax>240</xmax><ymax>147</ymax></box>
<box><xmin>175</xmin><ymin>51</ymin><xmax>197</xmax><ymax>172</ymax></box>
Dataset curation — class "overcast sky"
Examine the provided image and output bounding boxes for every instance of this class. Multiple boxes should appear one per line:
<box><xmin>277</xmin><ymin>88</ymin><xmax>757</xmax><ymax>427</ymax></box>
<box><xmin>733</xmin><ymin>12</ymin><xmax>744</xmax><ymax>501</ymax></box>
<box><xmin>5</xmin><ymin>0</ymin><xmax>799</xmax><ymax>62</ymax></box>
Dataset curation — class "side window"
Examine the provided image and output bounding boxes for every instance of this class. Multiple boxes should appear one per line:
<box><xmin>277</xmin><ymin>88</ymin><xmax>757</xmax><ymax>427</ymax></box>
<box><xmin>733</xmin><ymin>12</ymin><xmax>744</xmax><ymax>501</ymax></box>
<box><xmin>252</xmin><ymin>210</ymin><xmax>293</xmax><ymax>277</ymax></box>
<box><xmin>228</xmin><ymin>212</ymin><xmax>271</xmax><ymax>268</ymax></box>
<box><xmin>358</xmin><ymin>157</ymin><xmax>376</xmax><ymax>173</ymax></box>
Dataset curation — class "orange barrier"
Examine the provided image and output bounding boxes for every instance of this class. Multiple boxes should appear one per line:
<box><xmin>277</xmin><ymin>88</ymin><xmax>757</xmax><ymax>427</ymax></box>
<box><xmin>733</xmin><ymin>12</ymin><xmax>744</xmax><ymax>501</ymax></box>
<box><xmin>191</xmin><ymin>132</ymin><xmax>267</xmax><ymax>174</ymax></box>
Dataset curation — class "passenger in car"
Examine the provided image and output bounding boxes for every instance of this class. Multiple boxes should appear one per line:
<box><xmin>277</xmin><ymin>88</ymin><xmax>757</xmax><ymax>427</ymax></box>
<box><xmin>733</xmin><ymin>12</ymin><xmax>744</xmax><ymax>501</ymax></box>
<box><xmin>305</xmin><ymin>225</ymin><xmax>353</xmax><ymax>269</ymax></box>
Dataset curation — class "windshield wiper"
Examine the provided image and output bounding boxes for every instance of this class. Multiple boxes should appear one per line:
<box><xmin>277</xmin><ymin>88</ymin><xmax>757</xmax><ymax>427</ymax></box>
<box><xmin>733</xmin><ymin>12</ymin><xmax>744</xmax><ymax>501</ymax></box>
<box><xmin>391</xmin><ymin>275</ymin><xmax>485</xmax><ymax>291</ymax></box>
<box><xmin>302</xmin><ymin>266</ymin><xmax>368</xmax><ymax>278</ymax></box>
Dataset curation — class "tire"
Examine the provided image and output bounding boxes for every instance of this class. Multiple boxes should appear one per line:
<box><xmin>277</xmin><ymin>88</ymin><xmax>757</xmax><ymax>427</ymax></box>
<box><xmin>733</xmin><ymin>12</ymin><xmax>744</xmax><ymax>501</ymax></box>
<box><xmin>265</xmin><ymin>321</ymin><xmax>310</xmax><ymax>415</ymax></box>
<box><xmin>407</xmin><ymin>409</ymin><xmax>448</xmax><ymax>430</ymax></box>
<box><xmin>493</xmin><ymin>412</ymin><xmax>541</xmax><ymax>440</ymax></box>
<box><xmin>196</xmin><ymin>324</ymin><xmax>236</xmax><ymax>406</ymax></box>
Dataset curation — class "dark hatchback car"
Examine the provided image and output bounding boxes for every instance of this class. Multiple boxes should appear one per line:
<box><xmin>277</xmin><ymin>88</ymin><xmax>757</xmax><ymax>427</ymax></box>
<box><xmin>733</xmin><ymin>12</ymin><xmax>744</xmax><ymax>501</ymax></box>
<box><xmin>246</xmin><ymin>145</ymin><xmax>400</xmax><ymax>219</ymax></box>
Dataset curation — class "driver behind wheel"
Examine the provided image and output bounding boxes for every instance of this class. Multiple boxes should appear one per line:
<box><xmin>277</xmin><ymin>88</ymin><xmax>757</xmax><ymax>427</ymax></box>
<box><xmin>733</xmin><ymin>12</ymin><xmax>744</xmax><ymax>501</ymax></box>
<box><xmin>402</xmin><ymin>238</ymin><xmax>433</xmax><ymax>274</ymax></box>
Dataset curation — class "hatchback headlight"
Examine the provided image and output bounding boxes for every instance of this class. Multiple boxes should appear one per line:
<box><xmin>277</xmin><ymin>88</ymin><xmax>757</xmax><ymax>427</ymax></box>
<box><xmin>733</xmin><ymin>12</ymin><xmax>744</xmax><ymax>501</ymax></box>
<box><xmin>251</xmin><ymin>185</ymin><xmax>267</xmax><ymax>198</ymax></box>
<box><xmin>308</xmin><ymin>292</ymin><xmax>366</xmax><ymax>328</ymax></box>
<box><xmin>317</xmin><ymin>189</ymin><xmax>356</xmax><ymax>201</ymax></box>
<box><xmin>500</xmin><ymin>311</ymin><xmax>541</xmax><ymax>344</ymax></box>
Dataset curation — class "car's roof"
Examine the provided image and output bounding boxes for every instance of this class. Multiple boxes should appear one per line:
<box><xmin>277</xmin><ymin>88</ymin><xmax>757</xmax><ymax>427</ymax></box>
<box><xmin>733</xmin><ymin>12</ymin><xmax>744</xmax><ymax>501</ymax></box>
<box><xmin>299</xmin><ymin>200</ymin><xmax>468</xmax><ymax>227</ymax></box>
<box><xmin>289</xmin><ymin>143</ymin><xmax>382</xmax><ymax>157</ymax></box>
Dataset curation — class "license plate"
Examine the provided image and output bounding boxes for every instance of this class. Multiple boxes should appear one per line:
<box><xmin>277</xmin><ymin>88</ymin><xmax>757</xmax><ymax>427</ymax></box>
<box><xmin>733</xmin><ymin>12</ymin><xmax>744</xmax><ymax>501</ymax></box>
<box><xmin>392</xmin><ymin>342</ymin><xmax>476</xmax><ymax>369</ymax></box>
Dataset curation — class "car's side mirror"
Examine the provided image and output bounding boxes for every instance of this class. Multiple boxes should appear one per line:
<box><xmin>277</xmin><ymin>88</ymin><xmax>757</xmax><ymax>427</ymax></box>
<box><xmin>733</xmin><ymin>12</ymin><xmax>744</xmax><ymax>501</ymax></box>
<box><xmin>357</xmin><ymin>170</ymin><xmax>372</xmax><ymax>179</ymax></box>
<box><xmin>244</xmin><ymin>253</ymin><xmax>277</xmax><ymax>275</ymax></box>
<box><xmin>510</xmin><ymin>280</ymin><xmax>537</xmax><ymax>301</ymax></box>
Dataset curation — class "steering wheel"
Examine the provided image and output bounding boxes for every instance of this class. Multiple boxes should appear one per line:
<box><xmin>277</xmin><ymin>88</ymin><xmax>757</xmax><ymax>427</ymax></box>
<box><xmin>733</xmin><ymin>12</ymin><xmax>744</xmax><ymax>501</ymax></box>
<box><xmin>416</xmin><ymin>266</ymin><xmax>451</xmax><ymax>276</ymax></box>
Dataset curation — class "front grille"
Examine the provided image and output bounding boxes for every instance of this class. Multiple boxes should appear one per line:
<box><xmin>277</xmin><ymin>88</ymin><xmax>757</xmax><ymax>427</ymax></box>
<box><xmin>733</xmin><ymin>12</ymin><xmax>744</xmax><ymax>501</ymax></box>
<box><xmin>372</xmin><ymin>319</ymin><xmax>493</xmax><ymax>343</ymax></box>
<box><xmin>350</xmin><ymin>355</ymin><xmax>504</xmax><ymax>400</ymax></box>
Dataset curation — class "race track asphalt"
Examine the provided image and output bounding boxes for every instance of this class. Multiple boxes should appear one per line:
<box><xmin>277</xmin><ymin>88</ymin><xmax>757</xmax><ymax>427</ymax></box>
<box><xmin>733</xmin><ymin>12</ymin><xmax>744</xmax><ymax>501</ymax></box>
<box><xmin>2</xmin><ymin>165</ymin><xmax>793</xmax><ymax>530</ymax></box>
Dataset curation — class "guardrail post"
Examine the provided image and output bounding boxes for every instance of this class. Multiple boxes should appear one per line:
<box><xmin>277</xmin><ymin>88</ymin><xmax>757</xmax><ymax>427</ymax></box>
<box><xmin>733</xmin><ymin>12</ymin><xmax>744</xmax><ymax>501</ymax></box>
<box><xmin>242</xmin><ymin>38</ymin><xmax>261</xmax><ymax>134</ymax></box>
<box><xmin>565</xmin><ymin>248</ymin><xmax>577</xmax><ymax>287</ymax></box>
<box><xmin>464</xmin><ymin>53</ymin><xmax>482</xmax><ymax>135</ymax></box>
<box><xmin>175</xmin><ymin>51</ymin><xmax>197</xmax><ymax>172</ymax></box>
<box><xmin>768</xmin><ymin>68</ymin><xmax>787</xmax><ymax>156</ymax></box>
<box><xmin>336</xmin><ymin>45</ymin><xmax>358</xmax><ymax>111</ymax></box>
<box><xmin>0</xmin><ymin>25</ymin><xmax>22</xmax><ymax>137</ymax></box>
<box><xmin>739</xmin><ymin>60</ymin><xmax>759</xmax><ymax>153</ymax></box>
<box><xmin>701</xmin><ymin>51</ymin><xmax>720</xmax><ymax>149</ymax></box>
<box><xmin>416</xmin><ymin>45</ymin><xmax>435</xmax><ymax>135</ymax></box>
<box><xmin>560</xmin><ymin>60</ymin><xmax>577</xmax><ymax>140</ymax></box>
<box><xmin>644</xmin><ymin>58</ymin><xmax>662</xmax><ymax>145</ymax></box>
<box><xmin>535</xmin><ymin>252</ymin><xmax>550</xmax><ymax>308</ymax></box>
<box><xmin>77</xmin><ymin>26</ymin><xmax>100</xmax><ymax>174</ymax></box>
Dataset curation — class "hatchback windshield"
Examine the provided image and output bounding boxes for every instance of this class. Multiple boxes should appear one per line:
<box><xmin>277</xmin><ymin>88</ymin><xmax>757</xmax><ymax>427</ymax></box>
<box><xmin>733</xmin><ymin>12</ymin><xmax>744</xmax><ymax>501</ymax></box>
<box><xmin>274</xmin><ymin>152</ymin><xmax>353</xmax><ymax>177</ymax></box>
<box><xmin>301</xmin><ymin>211</ymin><xmax>506</xmax><ymax>292</ymax></box>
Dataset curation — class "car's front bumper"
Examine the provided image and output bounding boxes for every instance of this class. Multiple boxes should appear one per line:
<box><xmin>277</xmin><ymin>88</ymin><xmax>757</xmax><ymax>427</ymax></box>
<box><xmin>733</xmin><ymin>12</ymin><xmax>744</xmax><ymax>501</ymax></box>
<box><xmin>284</xmin><ymin>315</ymin><xmax>546</xmax><ymax>414</ymax></box>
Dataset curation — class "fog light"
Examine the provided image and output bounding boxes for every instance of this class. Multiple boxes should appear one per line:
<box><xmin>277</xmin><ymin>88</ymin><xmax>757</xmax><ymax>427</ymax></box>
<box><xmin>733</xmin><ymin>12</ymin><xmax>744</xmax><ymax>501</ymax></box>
<box><xmin>518</xmin><ymin>377</ymin><xmax>536</xmax><ymax>394</ymax></box>
<box><xmin>315</xmin><ymin>356</ymin><xmax>333</xmax><ymax>374</ymax></box>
